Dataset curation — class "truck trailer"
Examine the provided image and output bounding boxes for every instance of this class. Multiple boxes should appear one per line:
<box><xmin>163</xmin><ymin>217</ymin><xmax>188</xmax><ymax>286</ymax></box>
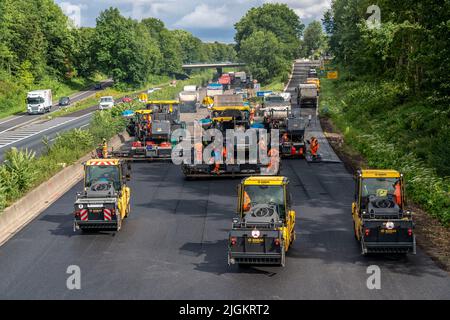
<box><xmin>26</xmin><ymin>89</ymin><xmax>52</xmax><ymax>114</ymax></box>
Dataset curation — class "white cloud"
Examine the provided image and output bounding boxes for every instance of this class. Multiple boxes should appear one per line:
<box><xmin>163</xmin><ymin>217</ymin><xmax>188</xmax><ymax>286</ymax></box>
<box><xmin>174</xmin><ymin>4</ymin><xmax>232</xmax><ymax>29</ymax></box>
<box><xmin>59</xmin><ymin>2</ymin><xmax>87</xmax><ymax>27</ymax></box>
<box><xmin>264</xmin><ymin>0</ymin><xmax>331</xmax><ymax>20</ymax></box>
<box><xmin>55</xmin><ymin>0</ymin><xmax>332</xmax><ymax>40</ymax></box>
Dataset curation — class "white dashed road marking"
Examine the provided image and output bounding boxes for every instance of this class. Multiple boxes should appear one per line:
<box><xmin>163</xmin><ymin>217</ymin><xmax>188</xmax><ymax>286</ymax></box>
<box><xmin>0</xmin><ymin>113</ymin><xmax>92</xmax><ymax>150</ymax></box>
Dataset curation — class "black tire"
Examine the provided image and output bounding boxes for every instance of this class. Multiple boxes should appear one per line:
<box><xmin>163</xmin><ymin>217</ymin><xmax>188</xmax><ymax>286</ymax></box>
<box><xmin>353</xmin><ymin>221</ymin><xmax>359</xmax><ymax>241</ymax></box>
<box><xmin>126</xmin><ymin>202</ymin><xmax>131</xmax><ymax>218</ymax></box>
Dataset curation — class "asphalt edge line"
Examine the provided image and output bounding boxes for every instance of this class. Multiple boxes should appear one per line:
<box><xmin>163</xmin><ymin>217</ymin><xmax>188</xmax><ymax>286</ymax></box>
<box><xmin>0</xmin><ymin>112</ymin><xmax>93</xmax><ymax>150</ymax></box>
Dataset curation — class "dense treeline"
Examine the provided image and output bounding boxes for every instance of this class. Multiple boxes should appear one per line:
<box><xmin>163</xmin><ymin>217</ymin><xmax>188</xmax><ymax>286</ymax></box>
<box><xmin>0</xmin><ymin>1</ymin><xmax>236</xmax><ymax>114</ymax></box>
<box><xmin>323</xmin><ymin>0</ymin><xmax>450</xmax><ymax>102</ymax></box>
<box><xmin>321</xmin><ymin>0</ymin><xmax>449</xmax><ymax>223</ymax></box>
<box><xmin>300</xmin><ymin>21</ymin><xmax>327</xmax><ymax>59</ymax></box>
<box><xmin>234</xmin><ymin>3</ymin><xmax>304</xmax><ymax>83</ymax></box>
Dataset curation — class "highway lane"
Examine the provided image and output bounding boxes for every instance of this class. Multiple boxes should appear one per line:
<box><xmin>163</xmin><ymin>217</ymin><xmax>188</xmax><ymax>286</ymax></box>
<box><xmin>0</xmin><ymin>80</ymin><xmax>112</xmax><ymax>134</ymax></box>
<box><xmin>0</xmin><ymin>81</ymin><xmax>171</xmax><ymax>162</ymax></box>
<box><xmin>0</xmin><ymin>113</ymin><xmax>93</xmax><ymax>162</ymax></box>
<box><xmin>0</xmin><ymin>62</ymin><xmax>448</xmax><ymax>299</ymax></box>
<box><xmin>0</xmin><ymin>161</ymin><xmax>449</xmax><ymax>299</ymax></box>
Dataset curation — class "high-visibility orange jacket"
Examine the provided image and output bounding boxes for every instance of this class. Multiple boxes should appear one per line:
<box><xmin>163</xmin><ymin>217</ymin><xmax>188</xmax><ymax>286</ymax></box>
<box><xmin>394</xmin><ymin>183</ymin><xmax>402</xmax><ymax>206</ymax></box>
<box><xmin>310</xmin><ymin>138</ymin><xmax>319</xmax><ymax>156</ymax></box>
<box><xmin>243</xmin><ymin>191</ymin><xmax>251</xmax><ymax>211</ymax></box>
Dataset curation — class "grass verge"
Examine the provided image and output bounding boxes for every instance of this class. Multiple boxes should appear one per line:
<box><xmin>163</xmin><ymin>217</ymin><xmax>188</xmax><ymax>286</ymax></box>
<box><xmin>47</xmin><ymin>71</ymin><xmax>213</xmax><ymax>119</ymax></box>
<box><xmin>0</xmin><ymin>74</ymin><xmax>103</xmax><ymax>119</ymax></box>
<box><xmin>319</xmin><ymin>74</ymin><xmax>450</xmax><ymax>271</ymax></box>
<box><xmin>319</xmin><ymin>75</ymin><xmax>449</xmax><ymax>226</ymax></box>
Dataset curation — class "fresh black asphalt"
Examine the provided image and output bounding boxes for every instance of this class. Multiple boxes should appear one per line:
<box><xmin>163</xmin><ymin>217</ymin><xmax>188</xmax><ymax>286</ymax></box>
<box><xmin>0</xmin><ymin>63</ymin><xmax>448</xmax><ymax>299</ymax></box>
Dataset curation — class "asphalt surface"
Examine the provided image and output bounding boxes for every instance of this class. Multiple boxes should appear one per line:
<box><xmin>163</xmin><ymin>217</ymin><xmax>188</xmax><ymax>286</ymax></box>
<box><xmin>0</xmin><ymin>62</ymin><xmax>449</xmax><ymax>299</ymax></box>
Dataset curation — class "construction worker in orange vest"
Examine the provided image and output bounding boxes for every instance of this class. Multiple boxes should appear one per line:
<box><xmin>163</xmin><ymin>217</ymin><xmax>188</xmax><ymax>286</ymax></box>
<box><xmin>310</xmin><ymin>136</ymin><xmax>319</xmax><ymax>159</ymax></box>
<box><xmin>267</xmin><ymin>148</ymin><xmax>280</xmax><ymax>174</ymax></box>
<box><xmin>212</xmin><ymin>145</ymin><xmax>226</xmax><ymax>174</ymax></box>
<box><xmin>243</xmin><ymin>191</ymin><xmax>251</xmax><ymax>212</ymax></box>
<box><xmin>394</xmin><ymin>180</ymin><xmax>402</xmax><ymax>206</ymax></box>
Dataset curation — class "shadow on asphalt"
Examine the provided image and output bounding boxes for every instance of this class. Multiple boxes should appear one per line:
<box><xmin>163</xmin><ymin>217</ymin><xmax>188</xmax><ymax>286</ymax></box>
<box><xmin>41</xmin><ymin>213</ymin><xmax>121</xmax><ymax>238</ymax></box>
<box><xmin>179</xmin><ymin>240</ymin><xmax>278</xmax><ymax>277</ymax></box>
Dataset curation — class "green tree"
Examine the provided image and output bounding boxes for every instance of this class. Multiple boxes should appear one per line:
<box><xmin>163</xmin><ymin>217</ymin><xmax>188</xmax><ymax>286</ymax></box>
<box><xmin>72</xmin><ymin>27</ymin><xmax>97</xmax><ymax>78</ymax></box>
<box><xmin>141</xmin><ymin>18</ymin><xmax>182</xmax><ymax>75</ymax></box>
<box><xmin>93</xmin><ymin>8</ymin><xmax>160</xmax><ymax>86</ymax></box>
<box><xmin>234</xmin><ymin>3</ymin><xmax>304</xmax><ymax>59</ymax></box>
<box><xmin>239</xmin><ymin>31</ymin><xmax>288</xmax><ymax>83</ymax></box>
<box><xmin>302</xmin><ymin>21</ymin><xmax>326</xmax><ymax>58</ymax></box>
<box><xmin>172</xmin><ymin>29</ymin><xmax>204</xmax><ymax>63</ymax></box>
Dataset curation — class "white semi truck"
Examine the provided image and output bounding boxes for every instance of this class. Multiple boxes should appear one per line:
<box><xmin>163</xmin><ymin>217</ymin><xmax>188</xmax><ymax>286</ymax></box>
<box><xmin>26</xmin><ymin>89</ymin><xmax>52</xmax><ymax>114</ymax></box>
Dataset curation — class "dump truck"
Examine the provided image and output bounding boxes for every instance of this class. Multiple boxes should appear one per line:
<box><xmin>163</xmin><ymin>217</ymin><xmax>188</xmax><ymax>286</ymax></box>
<box><xmin>73</xmin><ymin>159</ymin><xmax>131</xmax><ymax>232</ymax></box>
<box><xmin>296</xmin><ymin>83</ymin><xmax>318</xmax><ymax>108</ymax></box>
<box><xmin>352</xmin><ymin>169</ymin><xmax>416</xmax><ymax>255</ymax></box>
<box><xmin>306</xmin><ymin>78</ymin><xmax>320</xmax><ymax>92</ymax></box>
<box><xmin>235</xmin><ymin>72</ymin><xmax>247</xmax><ymax>85</ymax></box>
<box><xmin>257</xmin><ymin>94</ymin><xmax>306</xmax><ymax>158</ymax></box>
<box><xmin>228</xmin><ymin>176</ymin><xmax>296</xmax><ymax>266</ymax></box>
<box><xmin>112</xmin><ymin>101</ymin><xmax>183</xmax><ymax>160</ymax></box>
<box><xmin>179</xmin><ymin>91</ymin><xmax>199</xmax><ymax>113</ymax></box>
<box><xmin>261</xmin><ymin>93</ymin><xmax>292</xmax><ymax>129</ymax></box>
<box><xmin>179</xmin><ymin>91</ymin><xmax>199</xmax><ymax>104</ymax></box>
<box><xmin>218</xmin><ymin>74</ymin><xmax>232</xmax><ymax>90</ymax></box>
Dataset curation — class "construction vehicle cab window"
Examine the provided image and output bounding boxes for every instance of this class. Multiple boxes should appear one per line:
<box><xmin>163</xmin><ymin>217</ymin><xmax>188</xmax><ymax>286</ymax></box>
<box><xmin>85</xmin><ymin>165</ymin><xmax>121</xmax><ymax>191</ymax></box>
<box><xmin>360</xmin><ymin>177</ymin><xmax>402</xmax><ymax>208</ymax></box>
<box><xmin>242</xmin><ymin>185</ymin><xmax>285</xmax><ymax>219</ymax></box>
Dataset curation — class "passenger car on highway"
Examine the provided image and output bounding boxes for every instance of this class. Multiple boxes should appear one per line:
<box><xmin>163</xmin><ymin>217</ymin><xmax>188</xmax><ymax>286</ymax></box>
<box><xmin>58</xmin><ymin>96</ymin><xmax>70</xmax><ymax>107</ymax></box>
<box><xmin>147</xmin><ymin>87</ymin><xmax>162</xmax><ymax>94</ymax></box>
<box><xmin>99</xmin><ymin>96</ymin><xmax>115</xmax><ymax>110</ymax></box>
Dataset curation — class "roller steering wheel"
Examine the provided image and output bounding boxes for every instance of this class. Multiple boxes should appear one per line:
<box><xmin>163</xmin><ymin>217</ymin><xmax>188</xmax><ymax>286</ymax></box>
<box><xmin>91</xmin><ymin>181</ymin><xmax>111</xmax><ymax>192</ymax></box>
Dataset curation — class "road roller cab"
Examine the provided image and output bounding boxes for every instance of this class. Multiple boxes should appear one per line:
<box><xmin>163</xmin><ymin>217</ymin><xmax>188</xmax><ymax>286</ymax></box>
<box><xmin>352</xmin><ymin>169</ymin><xmax>416</xmax><ymax>255</ymax></box>
<box><xmin>228</xmin><ymin>176</ymin><xmax>296</xmax><ymax>266</ymax></box>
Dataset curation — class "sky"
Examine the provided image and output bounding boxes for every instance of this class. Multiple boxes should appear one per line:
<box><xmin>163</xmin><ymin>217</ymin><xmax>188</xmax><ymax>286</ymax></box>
<box><xmin>56</xmin><ymin>0</ymin><xmax>331</xmax><ymax>43</ymax></box>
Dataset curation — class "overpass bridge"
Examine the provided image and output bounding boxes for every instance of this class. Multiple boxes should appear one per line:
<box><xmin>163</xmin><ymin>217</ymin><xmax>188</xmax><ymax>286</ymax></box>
<box><xmin>182</xmin><ymin>62</ymin><xmax>246</xmax><ymax>75</ymax></box>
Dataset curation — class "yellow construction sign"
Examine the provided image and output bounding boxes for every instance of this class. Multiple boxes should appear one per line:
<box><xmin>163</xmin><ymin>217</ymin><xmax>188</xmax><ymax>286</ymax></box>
<box><xmin>327</xmin><ymin>71</ymin><xmax>339</xmax><ymax>79</ymax></box>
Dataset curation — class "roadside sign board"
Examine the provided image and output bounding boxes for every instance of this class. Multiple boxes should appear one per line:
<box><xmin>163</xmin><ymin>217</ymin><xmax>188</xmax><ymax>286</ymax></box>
<box><xmin>327</xmin><ymin>71</ymin><xmax>338</xmax><ymax>79</ymax></box>
<box><xmin>256</xmin><ymin>90</ymin><xmax>272</xmax><ymax>97</ymax></box>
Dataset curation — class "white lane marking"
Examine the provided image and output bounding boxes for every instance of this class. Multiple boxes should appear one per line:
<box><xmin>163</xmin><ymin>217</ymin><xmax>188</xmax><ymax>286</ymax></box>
<box><xmin>0</xmin><ymin>112</ymin><xmax>93</xmax><ymax>150</ymax></box>
<box><xmin>0</xmin><ymin>115</ymin><xmax>27</xmax><ymax>126</ymax></box>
